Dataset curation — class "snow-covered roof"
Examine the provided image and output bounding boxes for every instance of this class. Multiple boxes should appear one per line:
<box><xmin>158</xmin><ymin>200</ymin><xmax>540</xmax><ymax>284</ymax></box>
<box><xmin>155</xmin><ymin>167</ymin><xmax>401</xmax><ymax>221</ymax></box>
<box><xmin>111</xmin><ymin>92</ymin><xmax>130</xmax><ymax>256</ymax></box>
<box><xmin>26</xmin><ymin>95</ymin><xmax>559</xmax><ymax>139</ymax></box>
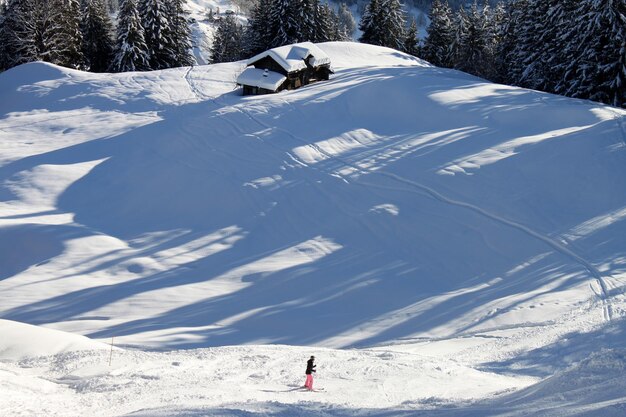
<box><xmin>246</xmin><ymin>42</ymin><xmax>332</xmax><ymax>73</ymax></box>
<box><xmin>236</xmin><ymin>67</ymin><xmax>287</xmax><ymax>91</ymax></box>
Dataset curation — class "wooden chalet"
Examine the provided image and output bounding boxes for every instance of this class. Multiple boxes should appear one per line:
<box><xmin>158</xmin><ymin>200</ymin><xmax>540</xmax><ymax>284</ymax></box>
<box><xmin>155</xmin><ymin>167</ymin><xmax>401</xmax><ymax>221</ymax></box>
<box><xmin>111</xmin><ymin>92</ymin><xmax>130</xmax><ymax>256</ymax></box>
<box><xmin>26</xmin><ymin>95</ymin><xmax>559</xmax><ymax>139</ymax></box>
<box><xmin>236</xmin><ymin>42</ymin><xmax>333</xmax><ymax>95</ymax></box>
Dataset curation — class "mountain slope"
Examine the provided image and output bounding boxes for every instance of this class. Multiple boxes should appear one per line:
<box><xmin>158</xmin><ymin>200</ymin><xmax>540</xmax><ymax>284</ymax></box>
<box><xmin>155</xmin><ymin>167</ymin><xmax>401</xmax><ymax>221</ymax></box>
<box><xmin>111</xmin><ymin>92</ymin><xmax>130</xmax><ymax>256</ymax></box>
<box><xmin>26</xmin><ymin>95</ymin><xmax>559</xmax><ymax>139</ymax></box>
<box><xmin>2</xmin><ymin>40</ymin><xmax>626</xmax><ymax>417</ymax></box>
<box><xmin>0</xmin><ymin>42</ymin><xmax>625</xmax><ymax>355</ymax></box>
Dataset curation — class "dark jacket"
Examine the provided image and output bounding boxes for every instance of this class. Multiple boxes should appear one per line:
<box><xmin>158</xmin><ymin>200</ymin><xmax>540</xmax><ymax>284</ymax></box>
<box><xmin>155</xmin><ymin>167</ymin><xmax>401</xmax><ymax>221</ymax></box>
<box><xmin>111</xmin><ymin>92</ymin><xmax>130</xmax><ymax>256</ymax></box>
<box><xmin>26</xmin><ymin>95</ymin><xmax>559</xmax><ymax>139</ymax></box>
<box><xmin>305</xmin><ymin>359</ymin><xmax>316</xmax><ymax>375</ymax></box>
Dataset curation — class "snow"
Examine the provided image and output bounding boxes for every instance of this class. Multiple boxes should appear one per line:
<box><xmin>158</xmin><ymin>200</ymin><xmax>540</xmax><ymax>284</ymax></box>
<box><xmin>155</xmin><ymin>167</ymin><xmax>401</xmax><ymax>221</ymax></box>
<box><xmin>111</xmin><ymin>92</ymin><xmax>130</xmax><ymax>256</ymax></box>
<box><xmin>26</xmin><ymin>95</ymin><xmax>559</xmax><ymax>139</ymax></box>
<box><xmin>1</xmin><ymin>41</ymin><xmax>626</xmax><ymax>415</ymax></box>
<box><xmin>247</xmin><ymin>41</ymin><xmax>331</xmax><ymax>73</ymax></box>
<box><xmin>236</xmin><ymin>67</ymin><xmax>287</xmax><ymax>91</ymax></box>
<box><xmin>0</xmin><ymin>319</ymin><xmax>109</xmax><ymax>361</ymax></box>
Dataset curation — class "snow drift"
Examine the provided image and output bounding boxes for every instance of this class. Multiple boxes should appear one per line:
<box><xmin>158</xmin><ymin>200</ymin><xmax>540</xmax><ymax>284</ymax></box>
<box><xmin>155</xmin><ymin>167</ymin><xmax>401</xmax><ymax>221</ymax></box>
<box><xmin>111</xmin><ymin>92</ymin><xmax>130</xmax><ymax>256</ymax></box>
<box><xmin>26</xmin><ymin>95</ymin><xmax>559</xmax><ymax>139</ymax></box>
<box><xmin>0</xmin><ymin>319</ymin><xmax>109</xmax><ymax>361</ymax></box>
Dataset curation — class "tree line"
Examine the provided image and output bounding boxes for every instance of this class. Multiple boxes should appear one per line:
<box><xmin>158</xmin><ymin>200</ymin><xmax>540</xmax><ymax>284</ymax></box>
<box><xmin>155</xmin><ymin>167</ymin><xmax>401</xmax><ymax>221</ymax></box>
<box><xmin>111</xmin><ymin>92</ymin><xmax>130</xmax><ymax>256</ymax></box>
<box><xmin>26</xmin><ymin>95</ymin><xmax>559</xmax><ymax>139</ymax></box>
<box><xmin>216</xmin><ymin>0</ymin><xmax>625</xmax><ymax>108</ymax></box>
<box><xmin>210</xmin><ymin>0</ymin><xmax>357</xmax><ymax>63</ymax></box>
<box><xmin>0</xmin><ymin>0</ymin><xmax>193</xmax><ymax>73</ymax></box>
<box><xmin>420</xmin><ymin>0</ymin><xmax>626</xmax><ymax>108</ymax></box>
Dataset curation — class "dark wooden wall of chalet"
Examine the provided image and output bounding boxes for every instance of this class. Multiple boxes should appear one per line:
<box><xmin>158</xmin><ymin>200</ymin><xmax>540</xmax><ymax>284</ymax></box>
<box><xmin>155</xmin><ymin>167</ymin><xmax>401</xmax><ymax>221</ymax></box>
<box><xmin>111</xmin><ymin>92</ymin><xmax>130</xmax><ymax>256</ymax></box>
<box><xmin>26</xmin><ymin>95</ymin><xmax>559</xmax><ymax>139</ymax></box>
<box><xmin>311</xmin><ymin>66</ymin><xmax>331</xmax><ymax>81</ymax></box>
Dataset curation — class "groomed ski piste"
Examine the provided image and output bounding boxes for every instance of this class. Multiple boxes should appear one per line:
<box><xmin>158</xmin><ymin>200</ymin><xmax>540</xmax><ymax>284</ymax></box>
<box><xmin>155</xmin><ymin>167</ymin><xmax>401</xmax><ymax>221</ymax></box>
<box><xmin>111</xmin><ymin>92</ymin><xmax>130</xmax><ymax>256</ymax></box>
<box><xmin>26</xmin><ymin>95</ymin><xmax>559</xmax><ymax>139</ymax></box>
<box><xmin>1</xmin><ymin>42</ymin><xmax>626</xmax><ymax>416</ymax></box>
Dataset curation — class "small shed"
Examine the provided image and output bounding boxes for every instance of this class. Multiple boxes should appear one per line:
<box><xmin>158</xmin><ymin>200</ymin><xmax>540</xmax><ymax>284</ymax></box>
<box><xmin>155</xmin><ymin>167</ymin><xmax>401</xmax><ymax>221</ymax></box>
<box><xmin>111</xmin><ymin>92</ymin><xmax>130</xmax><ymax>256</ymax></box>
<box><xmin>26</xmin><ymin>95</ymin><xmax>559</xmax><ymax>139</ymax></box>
<box><xmin>237</xmin><ymin>42</ymin><xmax>333</xmax><ymax>95</ymax></box>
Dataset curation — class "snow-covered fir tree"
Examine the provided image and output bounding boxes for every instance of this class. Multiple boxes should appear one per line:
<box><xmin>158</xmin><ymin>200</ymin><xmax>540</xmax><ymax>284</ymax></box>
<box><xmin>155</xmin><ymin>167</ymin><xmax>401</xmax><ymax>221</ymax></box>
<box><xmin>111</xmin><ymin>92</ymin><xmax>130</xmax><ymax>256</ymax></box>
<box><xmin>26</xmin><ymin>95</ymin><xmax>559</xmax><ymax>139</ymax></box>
<box><xmin>337</xmin><ymin>2</ymin><xmax>356</xmax><ymax>40</ymax></box>
<box><xmin>359</xmin><ymin>0</ymin><xmax>405</xmax><ymax>50</ymax></box>
<box><xmin>378</xmin><ymin>0</ymin><xmax>406</xmax><ymax>50</ymax></box>
<box><xmin>307</xmin><ymin>0</ymin><xmax>323</xmax><ymax>42</ymax></box>
<box><xmin>49</xmin><ymin>0</ymin><xmax>84</xmax><ymax>69</ymax></box>
<box><xmin>210</xmin><ymin>15</ymin><xmax>244</xmax><ymax>63</ymax></box>
<box><xmin>541</xmin><ymin>1</ymin><xmax>580</xmax><ymax>94</ymax></box>
<box><xmin>267</xmin><ymin>0</ymin><xmax>301</xmax><ymax>47</ymax></box>
<box><xmin>422</xmin><ymin>0</ymin><xmax>454</xmax><ymax>67</ymax></box>
<box><xmin>0</xmin><ymin>0</ymin><xmax>82</xmax><ymax>70</ymax></box>
<box><xmin>81</xmin><ymin>0</ymin><xmax>114</xmax><ymax>72</ymax></box>
<box><xmin>110</xmin><ymin>0</ymin><xmax>150</xmax><ymax>72</ymax></box>
<box><xmin>564</xmin><ymin>0</ymin><xmax>626</xmax><ymax>107</ymax></box>
<box><xmin>496</xmin><ymin>0</ymin><xmax>526</xmax><ymax>84</ymax></box>
<box><xmin>315</xmin><ymin>2</ymin><xmax>341</xmax><ymax>42</ymax></box>
<box><xmin>454</xmin><ymin>2</ymin><xmax>490</xmax><ymax>78</ymax></box>
<box><xmin>515</xmin><ymin>0</ymin><xmax>552</xmax><ymax>90</ymax></box>
<box><xmin>2</xmin><ymin>0</ymin><xmax>40</xmax><ymax>68</ymax></box>
<box><xmin>166</xmin><ymin>0</ymin><xmax>194</xmax><ymax>67</ymax></box>
<box><xmin>358</xmin><ymin>0</ymin><xmax>380</xmax><ymax>45</ymax></box>
<box><xmin>403</xmin><ymin>17</ymin><xmax>419</xmax><ymax>56</ymax></box>
<box><xmin>242</xmin><ymin>0</ymin><xmax>272</xmax><ymax>56</ymax></box>
<box><xmin>0</xmin><ymin>0</ymin><xmax>9</xmax><ymax>71</ymax></box>
<box><xmin>299</xmin><ymin>0</ymin><xmax>317</xmax><ymax>41</ymax></box>
<box><xmin>139</xmin><ymin>0</ymin><xmax>175</xmax><ymax>69</ymax></box>
<box><xmin>476</xmin><ymin>2</ymin><xmax>503</xmax><ymax>80</ymax></box>
<box><xmin>449</xmin><ymin>4</ymin><xmax>467</xmax><ymax>69</ymax></box>
<box><xmin>488</xmin><ymin>1</ymin><xmax>507</xmax><ymax>81</ymax></box>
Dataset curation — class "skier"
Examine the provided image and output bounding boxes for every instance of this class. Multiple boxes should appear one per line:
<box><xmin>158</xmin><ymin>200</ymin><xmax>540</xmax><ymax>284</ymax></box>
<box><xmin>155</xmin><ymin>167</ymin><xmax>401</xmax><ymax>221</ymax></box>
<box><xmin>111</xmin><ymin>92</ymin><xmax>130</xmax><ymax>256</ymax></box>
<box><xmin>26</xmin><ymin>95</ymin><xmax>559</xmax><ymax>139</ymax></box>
<box><xmin>304</xmin><ymin>355</ymin><xmax>316</xmax><ymax>390</ymax></box>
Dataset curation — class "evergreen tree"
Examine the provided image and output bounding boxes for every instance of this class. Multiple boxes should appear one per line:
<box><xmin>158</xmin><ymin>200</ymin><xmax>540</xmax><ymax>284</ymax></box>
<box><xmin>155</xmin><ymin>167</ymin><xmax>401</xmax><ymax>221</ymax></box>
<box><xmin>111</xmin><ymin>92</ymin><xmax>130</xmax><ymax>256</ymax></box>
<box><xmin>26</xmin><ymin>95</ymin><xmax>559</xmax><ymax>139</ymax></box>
<box><xmin>0</xmin><ymin>0</ymin><xmax>82</xmax><ymax>69</ymax></box>
<box><xmin>110</xmin><ymin>0</ymin><xmax>150</xmax><ymax>71</ymax></box>
<box><xmin>449</xmin><ymin>4</ymin><xmax>468</xmax><ymax>68</ymax></box>
<box><xmin>403</xmin><ymin>17</ymin><xmax>419</xmax><ymax>56</ymax></box>
<box><xmin>242</xmin><ymin>0</ymin><xmax>272</xmax><ymax>56</ymax></box>
<box><xmin>480</xmin><ymin>1</ymin><xmax>504</xmax><ymax>80</ymax></box>
<box><xmin>315</xmin><ymin>2</ymin><xmax>340</xmax><ymax>42</ymax></box>
<box><xmin>139</xmin><ymin>0</ymin><xmax>175</xmax><ymax>69</ymax></box>
<box><xmin>310</xmin><ymin>0</ymin><xmax>324</xmax><ymax>42</ymax></box>
<box><xmin>300</xmin><ymin>0</ymin><xmax>317</xmax><ymax>41</ymax></box>
<box><xmin>267</xmin><ymin>0</ymin><xmax>301</xmax><ymax>47</ymax></box>
<box><xmin>422</xmin><ymin>0</ymin><xmax>453</xmax><ymax>67</ymax></box>
<box><xmin>210</xmin><ymin>14</ymin><xmax>243</xmax><ymax>63</ymax></box>
<box><xmin>534</xmin><ymin>1</ymin><xmax>577</xmax><ymax>93</ymax></box>
<box><xmin>337</xmin><ymin>2</ymin><xmax>356</xmax><ymax>40</ymax></box>
<box><xmin>489</xmin><ymin>1</ymin><xmax>508</xmax><ymax>82</ymax></box>
<box><xmin>0</xmin><ymin>0</ymin><xmax>9</xmax><ymax>71</ymax></box>
<box><xmin>166</xmin><ymin>0</ymin><xmax>194</xmax><ymax>67</ymax></box>
<box><xmin>358</xmin><ymin>0</ymin><xmax>380</xmax><ymax>45</ymax></box>
<box><xmin>359</xmin><ymin>0</ymin><xmax>405</xmax><ymax>50</ymax></box>
<box><xmin>379</xmin><ymin>0</ymin><xmax>406</xmax><ymax>50</ymax></box>
<box><xmin>497</xmin><ymin>0</ymin><xmax>527</xmax><ymax>84</ymax></box>
<box><xmin>49</xmin><ymin>0</ymin><xmax>83</xmax><ymax>69</ymax></box>
<box><xmin>455</xmin><ymin>2</ymin><xmax>489</xmax><ymax>78</ymax></box>
<box><xmin>0</xmin><ymin>0</ymin><xmax>42</xmax><ymax>68</ymax></box>
<box><xmin>566</xmin><ymin>0</ymin><xmax>626</xmax><ymax>106</ymax></box>
<box><xmin>515</xmin><ymin>0</ymin><xmax>552</xmax><ymax>89</ymax></box>
<box><xmin>81</xmin><ymin>0</ymin><xmax>114</xmax><ymax>72</ymax></box>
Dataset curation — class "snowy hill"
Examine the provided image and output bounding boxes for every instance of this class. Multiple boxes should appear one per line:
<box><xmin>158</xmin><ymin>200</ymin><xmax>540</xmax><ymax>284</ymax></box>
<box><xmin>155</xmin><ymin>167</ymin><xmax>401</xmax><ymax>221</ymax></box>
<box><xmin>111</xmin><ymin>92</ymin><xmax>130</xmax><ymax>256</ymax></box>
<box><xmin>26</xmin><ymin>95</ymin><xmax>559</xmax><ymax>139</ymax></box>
<box><xmin>1</xmin><ymin>42</ymin><xmax>626</xmax><ymax>415</ymax></box>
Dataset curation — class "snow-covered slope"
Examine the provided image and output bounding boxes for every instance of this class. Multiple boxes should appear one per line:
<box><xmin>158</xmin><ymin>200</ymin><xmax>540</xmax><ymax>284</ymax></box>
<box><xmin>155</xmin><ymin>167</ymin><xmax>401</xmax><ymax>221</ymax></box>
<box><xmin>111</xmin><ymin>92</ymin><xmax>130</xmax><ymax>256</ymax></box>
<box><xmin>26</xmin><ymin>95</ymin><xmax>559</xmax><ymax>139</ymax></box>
<box><xmin>0</xmin><ymin>319</ymin><xmax>109</xmax><ymax>360</ymax></box>
<box><xmin>0</xmin><ymin>322</ymin><xmax>625</xmax><ymax>416</ymax></box>
<box><xmin>1</xmin><ymin>42</ymin><xmax>626</xmax><ymax>415</ymax></box>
